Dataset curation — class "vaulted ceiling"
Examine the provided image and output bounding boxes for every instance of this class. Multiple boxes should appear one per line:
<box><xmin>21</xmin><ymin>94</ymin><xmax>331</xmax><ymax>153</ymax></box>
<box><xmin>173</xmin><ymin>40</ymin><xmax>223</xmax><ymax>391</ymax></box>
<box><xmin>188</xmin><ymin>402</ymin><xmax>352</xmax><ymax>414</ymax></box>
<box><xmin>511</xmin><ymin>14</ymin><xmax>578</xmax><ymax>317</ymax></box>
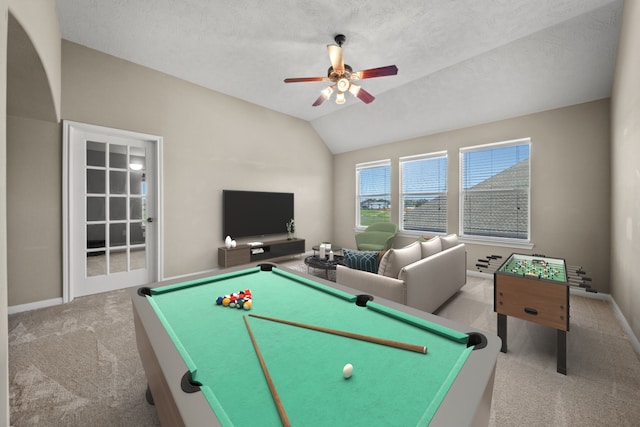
<box><xmin>55</xmin><ymin>0</ymin><xmax>623</xmax><ymax>154</ymax></box>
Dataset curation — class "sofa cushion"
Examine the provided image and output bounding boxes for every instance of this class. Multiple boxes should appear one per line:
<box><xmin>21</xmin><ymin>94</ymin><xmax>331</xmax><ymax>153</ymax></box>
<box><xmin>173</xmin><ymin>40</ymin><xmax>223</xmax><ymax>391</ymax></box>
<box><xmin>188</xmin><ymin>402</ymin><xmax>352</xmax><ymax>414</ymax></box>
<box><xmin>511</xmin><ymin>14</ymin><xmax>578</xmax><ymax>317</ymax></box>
<box><xmin>420</xmin><ymin>237</ymin><xmax>442</xmax><ymax>258</ymax></box>
<box><xmin>343</xmin><ymin>249</ymin><xmax>380</xmax><ymax>273</ymax></box>
<box><xmin>378</xmin><ymin>241</ymin><xmax>422</xmax><ymax>278</ymax></box>
<box><xmin>440</xmin><ymin>234</ymin><xmax>459</xmax><ymax>250</ymax></box>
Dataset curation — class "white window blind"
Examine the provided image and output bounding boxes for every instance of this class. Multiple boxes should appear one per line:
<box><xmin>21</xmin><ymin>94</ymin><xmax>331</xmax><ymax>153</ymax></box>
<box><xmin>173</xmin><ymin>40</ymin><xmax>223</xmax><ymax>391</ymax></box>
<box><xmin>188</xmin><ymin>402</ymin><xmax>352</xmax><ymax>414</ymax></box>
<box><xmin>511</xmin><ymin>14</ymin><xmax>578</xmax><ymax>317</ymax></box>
<box><xmin>356</xmin><ymin>160</ymin><xmax>391</xmax><ymax>227</ymax></box>
<box><xmin>460</xmin><ymin>139</ymin><xmax>531</xmax><ymax>240</ymax></box>
<box><xmin>400</xmin><ymin>152</ymin><xmax>447</xmax><ymax>233</ymax></box>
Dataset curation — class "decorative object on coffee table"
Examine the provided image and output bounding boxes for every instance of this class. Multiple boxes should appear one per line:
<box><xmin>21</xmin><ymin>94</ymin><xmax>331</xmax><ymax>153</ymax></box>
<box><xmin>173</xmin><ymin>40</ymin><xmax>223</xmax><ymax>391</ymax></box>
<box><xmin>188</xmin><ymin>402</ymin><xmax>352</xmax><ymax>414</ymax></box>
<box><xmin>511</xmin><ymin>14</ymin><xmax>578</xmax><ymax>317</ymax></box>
<box><xmin>312</xmin><ymin>243</ymin><xmax>342</xmax><ymax>255</ymax></box>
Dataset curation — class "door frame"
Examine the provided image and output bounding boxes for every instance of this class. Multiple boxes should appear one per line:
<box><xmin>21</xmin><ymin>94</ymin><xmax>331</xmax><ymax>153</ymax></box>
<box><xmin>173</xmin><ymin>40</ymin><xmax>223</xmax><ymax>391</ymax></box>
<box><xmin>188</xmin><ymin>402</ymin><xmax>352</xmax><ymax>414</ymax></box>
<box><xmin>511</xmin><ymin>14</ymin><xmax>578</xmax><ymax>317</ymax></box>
<box><xmin>62</xmin><ymin>120</ymin><xmax>164</xmax><ymax>302</ymax></box>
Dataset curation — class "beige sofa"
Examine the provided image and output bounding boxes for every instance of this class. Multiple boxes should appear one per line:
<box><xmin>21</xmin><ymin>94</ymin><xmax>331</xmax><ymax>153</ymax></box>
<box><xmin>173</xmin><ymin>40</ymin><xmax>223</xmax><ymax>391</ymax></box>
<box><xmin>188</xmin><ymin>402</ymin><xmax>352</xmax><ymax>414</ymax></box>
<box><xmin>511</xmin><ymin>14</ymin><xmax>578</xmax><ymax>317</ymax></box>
<box><xmin>336</xmin><ymin>235</ymin><xmax>466</xmax><ymax>313</ymax></box>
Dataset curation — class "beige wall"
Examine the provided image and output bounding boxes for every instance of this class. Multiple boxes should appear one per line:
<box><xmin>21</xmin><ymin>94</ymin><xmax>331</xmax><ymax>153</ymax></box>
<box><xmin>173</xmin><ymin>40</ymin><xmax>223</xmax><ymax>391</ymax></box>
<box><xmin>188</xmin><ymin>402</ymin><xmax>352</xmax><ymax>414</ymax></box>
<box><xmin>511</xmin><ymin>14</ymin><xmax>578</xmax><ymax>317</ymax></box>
<box><xmin>6</xmin><ymin>116</ymin><xmax>61</xmax><ymax>304</ymax></box>
<box><xmin>1</xmin><ymin>0</ymin><xmax>9</xmax><ymax>424</ymax></box>
<box><xmin>611</xmin><ymin>0</ymin><xmax>640</xmax><ymax>339</ymax></box>
<box><xmin>8</xmin><ymin>0</ymin><xmax>60</xmax><ymax>121</ymax></box>
<box><xmin>333</xmin><ymin>99</ymin><xmax>611</xmax><ymax>293</ymax></box>
<box><xmin>61</xmin><ymin>41</ymin><xmax>333</xmax><ymax>282</ymax></box>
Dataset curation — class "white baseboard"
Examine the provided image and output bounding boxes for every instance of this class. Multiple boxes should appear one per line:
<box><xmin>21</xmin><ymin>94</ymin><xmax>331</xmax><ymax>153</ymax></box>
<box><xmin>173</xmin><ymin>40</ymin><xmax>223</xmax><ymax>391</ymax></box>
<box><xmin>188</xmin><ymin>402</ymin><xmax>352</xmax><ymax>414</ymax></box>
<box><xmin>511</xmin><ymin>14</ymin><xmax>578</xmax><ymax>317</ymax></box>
<box><xmin>8</xmin><ymin>297</ymin><xmax>63</xmax><ymax>315</ymax></box>
<box><xmin>467</xmin><ymin>270</ymin><xmax>493</xmax><ymax>279</ymax></box>
<box><xmin>465</xmin><ymin>269</ymin><xmax>640</xmax><ymax>356</ymax></box>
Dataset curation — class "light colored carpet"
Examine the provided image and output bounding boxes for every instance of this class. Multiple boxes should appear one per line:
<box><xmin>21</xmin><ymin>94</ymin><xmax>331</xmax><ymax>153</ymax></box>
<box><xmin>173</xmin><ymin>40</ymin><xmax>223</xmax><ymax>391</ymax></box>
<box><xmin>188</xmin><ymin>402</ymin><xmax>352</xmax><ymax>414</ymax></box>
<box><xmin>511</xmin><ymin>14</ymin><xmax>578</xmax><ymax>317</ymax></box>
<box><xmin>8</xmin><ymin>258</ymin><xmax>640</xmax><ymax>426</ymax></box>
<box><xmin>8</xmin><ymin>289</ymin><xmax>159</xmax><ymax>426</ymax></box>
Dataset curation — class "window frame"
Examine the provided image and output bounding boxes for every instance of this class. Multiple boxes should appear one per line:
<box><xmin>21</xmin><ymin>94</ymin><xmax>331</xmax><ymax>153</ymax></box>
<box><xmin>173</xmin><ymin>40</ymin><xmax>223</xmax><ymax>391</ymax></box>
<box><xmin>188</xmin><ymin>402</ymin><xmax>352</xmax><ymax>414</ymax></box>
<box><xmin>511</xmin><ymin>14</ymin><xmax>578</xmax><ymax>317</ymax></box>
<box><xmin>399</xmin><ymin>151</ymin><xmax>448</xmax><ymax>235</ymax></box>
<box><xmin>355</xmin><ymin>159</ymin><xmax>392</xmax><ymax>229</ymax></box>
<box><xmin>459</xmin><ymin>138</ymin><xmax>533</xmax><ymax>248</ymax></box>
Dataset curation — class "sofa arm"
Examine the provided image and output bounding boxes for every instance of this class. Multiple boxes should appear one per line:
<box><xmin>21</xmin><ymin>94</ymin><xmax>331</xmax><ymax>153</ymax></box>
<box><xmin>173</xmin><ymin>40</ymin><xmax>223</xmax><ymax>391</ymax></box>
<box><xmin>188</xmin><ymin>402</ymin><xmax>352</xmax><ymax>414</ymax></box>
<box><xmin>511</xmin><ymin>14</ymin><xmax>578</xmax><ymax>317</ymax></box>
<box><xmin>399</xmin><ymin>244</ymin><xmax>467</xmax><ymax>313</ymax></box>
<box><xmin>335</xmin><ymin>265</ymin><xmax>406</xmax><ymax>304</ymax></box>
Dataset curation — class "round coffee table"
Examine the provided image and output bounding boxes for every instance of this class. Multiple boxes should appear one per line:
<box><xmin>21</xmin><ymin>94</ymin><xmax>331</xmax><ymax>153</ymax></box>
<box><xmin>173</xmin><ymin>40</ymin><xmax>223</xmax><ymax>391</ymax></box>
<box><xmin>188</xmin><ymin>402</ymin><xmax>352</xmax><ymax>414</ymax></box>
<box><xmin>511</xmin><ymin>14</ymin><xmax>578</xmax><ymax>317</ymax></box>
<box><xmin>304</xmin><ymin>255</ymin><xmax>345</xmax><ymax>280</ymax></box>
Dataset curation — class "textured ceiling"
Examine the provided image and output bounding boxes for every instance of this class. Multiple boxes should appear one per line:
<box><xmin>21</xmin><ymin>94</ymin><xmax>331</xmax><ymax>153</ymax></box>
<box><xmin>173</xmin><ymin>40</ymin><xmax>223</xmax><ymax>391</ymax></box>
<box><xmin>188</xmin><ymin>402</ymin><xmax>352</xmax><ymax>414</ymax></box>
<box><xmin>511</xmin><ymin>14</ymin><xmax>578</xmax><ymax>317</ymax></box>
<box><xmin>55</xmin><ymin>0</ymin><xmax>622</xmax><ymax>154</ymax></box>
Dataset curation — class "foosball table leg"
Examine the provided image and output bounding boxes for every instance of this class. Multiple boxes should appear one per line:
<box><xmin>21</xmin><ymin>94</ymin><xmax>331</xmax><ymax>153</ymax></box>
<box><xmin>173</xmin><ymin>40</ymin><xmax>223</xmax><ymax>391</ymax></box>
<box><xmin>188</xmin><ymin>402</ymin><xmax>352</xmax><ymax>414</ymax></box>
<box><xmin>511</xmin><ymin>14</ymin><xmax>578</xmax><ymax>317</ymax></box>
<box><xmin>497</xmin><ymin>313</ymin><xmax>507</xmax><ymax>353</ymax></box>
<box><xmin>557</xmin><ymin>330</ymin><xmax>567</xmax><ymax>375</ymax></box>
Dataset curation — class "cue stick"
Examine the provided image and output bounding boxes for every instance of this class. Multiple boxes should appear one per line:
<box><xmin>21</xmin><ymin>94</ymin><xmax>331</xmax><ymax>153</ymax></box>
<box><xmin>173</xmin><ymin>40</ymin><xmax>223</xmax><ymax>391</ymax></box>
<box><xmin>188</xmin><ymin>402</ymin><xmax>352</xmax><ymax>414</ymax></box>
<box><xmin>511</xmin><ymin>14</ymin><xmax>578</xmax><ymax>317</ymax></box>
<box><xmin>242</xmin><ymin>316</ymin><xmax>291</xmax><ymax>427</ymax></box>
<box><xmin>249</xmin><ymin>313</ymin><xmax>428</xmax><ymax>354</ymax></box>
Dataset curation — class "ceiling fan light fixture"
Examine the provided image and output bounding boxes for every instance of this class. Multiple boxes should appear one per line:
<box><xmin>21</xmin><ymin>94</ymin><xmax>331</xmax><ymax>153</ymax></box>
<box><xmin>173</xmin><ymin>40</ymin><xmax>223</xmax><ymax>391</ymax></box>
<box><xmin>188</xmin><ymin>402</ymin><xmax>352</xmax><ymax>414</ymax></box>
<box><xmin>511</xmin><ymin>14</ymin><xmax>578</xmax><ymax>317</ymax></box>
<box><xmin>337</xmin><ymin>78</ymin><xmax>350</xmax><ymax>92</ymax></box>
<box><xmin>335</xmin><ymin>92</ymin><xmax>346</xmax><ymax>104</ymax></box>
<box><xmin>321</xmin><ymin>86</ymin><xmax>334</xmax><ymax>99</ymax></box>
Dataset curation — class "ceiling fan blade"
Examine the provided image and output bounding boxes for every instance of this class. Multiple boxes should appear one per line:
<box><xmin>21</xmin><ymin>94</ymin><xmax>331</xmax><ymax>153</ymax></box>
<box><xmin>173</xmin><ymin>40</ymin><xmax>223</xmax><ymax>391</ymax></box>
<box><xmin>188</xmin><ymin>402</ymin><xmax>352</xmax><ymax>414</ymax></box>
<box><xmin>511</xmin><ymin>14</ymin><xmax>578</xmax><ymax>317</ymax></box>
<box><xmin>312</xmin><ymin>85</ymin><xmax>335</xmax><ymax>107</ymax></box>
<box><xmin>352</xmin><ymin>65</ymin><xmax>398</xmax><ymax>80</ymax></box>
<box><xmin>327</xmin><ymin>44</ymin><xmax>344</xmax><ymax>73</ymax></box>
<box><xmin>348</xmin><ymin>83</ymin><xmax>375</xmax><ymax>104</ymax></box>
<box><xmin>284</xmin><ymin>76</ymin><xmax>330</xmax><ymax>83</ymax></box>
<box><xmin>312</xmin><ymin>94</ymin><xmax>327</xmax><ymax>107</ymax></box>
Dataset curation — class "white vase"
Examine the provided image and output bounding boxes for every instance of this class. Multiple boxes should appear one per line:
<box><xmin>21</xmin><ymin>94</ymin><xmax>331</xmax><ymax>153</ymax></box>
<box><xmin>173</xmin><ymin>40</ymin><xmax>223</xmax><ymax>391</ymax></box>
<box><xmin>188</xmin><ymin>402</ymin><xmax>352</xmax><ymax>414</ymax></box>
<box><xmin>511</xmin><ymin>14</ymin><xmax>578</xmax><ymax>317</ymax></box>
<box><xmin>225</xmin><ymin>236</ymin><xmax>232</xmax><ymax>248</ymax></box>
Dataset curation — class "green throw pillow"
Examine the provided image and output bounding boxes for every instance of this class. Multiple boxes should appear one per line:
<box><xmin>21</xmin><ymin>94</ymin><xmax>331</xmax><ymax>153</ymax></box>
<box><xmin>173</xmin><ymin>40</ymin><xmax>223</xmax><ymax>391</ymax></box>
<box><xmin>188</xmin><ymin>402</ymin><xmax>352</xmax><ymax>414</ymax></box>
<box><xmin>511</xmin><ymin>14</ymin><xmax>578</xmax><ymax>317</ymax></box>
<box><xmin>343</xmin><ymin>249</ymin><xmax>379</xmax><ymax>273</ymax></box>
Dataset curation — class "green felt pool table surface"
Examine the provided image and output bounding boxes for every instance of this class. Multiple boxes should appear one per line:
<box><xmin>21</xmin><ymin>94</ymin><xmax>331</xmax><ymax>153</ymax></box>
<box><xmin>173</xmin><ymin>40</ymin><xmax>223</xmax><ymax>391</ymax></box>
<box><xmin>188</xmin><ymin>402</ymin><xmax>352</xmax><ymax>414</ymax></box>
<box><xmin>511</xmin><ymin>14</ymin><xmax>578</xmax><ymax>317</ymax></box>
<box><xmin>132</xmin><ymin>264</ymin><xmax>500</xmax><ymax>427</ymax></box>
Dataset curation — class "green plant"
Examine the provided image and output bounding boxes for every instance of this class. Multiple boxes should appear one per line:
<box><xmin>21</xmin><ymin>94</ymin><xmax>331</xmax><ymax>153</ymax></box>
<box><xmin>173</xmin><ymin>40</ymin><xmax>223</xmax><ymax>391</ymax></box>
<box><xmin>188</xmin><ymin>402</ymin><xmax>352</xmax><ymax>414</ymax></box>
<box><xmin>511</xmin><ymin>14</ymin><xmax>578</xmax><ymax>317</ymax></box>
<box><xmin>286</xmin><ymin>218</ymin><xmax>295</xmax><ymax>234</ymax></box>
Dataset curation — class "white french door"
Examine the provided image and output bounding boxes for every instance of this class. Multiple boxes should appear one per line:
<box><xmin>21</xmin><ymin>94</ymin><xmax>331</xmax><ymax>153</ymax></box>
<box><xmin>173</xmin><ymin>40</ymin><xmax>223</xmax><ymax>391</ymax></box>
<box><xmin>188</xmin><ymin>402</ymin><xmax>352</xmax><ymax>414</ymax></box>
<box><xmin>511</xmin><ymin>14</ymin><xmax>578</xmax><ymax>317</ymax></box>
<box><xmin>63</xmin><ymin>121</ymin><xmax>163</xmax><ymax>301</ymax></box>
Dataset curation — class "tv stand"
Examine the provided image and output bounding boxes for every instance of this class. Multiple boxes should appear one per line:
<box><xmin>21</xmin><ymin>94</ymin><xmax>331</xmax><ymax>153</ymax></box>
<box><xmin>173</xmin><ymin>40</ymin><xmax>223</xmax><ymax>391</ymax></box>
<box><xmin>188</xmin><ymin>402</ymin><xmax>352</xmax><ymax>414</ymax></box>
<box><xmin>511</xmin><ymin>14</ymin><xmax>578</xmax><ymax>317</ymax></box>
<box><xmin>218</xmin><ymin>238</ymin><xmax>305</xmax><ymax>268</ymax></box>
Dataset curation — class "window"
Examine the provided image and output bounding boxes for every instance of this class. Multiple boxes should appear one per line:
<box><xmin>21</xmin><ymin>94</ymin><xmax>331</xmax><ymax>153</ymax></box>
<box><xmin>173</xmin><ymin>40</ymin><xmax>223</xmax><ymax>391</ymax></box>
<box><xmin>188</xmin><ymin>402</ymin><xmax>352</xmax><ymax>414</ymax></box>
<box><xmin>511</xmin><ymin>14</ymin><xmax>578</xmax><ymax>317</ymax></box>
<box><xmin>400</xmin><ymin>152</ymin><xmax>447</xmax><ymax>234</ymax></box>
<box><xmin>460</xmin><ymin>138</ymin><xmax>531</xmax><ymax>241</ymax></box>
<box><xmin>356</xmin><ymin>160</ymin><xmax>391</xmax><ymax>227</ymax></box>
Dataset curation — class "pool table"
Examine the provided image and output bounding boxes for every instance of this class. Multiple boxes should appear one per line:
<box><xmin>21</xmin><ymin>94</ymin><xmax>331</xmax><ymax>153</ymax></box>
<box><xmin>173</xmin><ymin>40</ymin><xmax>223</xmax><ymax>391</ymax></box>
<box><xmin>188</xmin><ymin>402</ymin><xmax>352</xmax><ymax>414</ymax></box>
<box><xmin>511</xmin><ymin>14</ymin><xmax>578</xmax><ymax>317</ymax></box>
<box><xmin>131</xmin><ymin>263</ymin><xmax>500</xmax><ymax>427</ymax></box>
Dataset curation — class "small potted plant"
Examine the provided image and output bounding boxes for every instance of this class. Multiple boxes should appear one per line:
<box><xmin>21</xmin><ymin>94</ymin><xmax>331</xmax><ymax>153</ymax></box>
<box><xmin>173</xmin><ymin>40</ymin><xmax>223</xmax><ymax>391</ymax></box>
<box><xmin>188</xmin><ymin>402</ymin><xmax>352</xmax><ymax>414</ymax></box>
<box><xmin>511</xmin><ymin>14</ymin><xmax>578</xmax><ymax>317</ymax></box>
<box><xmin>286</xmin><ymin>218</ymin><xmax>295</xmax><ymax>240</ymax></box>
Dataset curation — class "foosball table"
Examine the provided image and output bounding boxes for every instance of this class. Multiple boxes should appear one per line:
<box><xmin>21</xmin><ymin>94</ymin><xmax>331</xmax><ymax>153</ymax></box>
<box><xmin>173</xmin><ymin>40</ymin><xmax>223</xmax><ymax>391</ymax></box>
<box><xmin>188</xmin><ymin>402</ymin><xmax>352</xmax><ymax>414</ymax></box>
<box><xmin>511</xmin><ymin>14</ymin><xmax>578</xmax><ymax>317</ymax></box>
<box><xmin>493</xmin><ymin>253</ymin><xmax>570</xmax><ymax>374</ymax></box>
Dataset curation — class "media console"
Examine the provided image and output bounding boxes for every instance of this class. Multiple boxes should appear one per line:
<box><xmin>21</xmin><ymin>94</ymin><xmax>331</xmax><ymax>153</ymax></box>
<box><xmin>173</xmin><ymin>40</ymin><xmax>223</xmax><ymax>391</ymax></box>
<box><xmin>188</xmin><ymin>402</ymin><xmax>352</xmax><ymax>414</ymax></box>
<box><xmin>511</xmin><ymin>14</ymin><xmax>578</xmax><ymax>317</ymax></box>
<box><xmin>218</xmin><ymin>238</ymin><xmax>305</xmax><ymax>268</ymax></box>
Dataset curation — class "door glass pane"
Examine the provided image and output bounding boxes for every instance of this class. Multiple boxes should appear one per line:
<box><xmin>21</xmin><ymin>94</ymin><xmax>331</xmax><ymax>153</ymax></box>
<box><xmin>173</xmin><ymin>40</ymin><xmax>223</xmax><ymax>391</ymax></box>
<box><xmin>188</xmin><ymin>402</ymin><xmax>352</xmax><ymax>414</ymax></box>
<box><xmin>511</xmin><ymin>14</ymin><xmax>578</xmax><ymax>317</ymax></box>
<box><xmin>131</xmin><ymin>247</ymin><xmax>146</xmax><ymax>271</ymax></box>
<box><xmin>86</xmin><ymin>141</ymin><xmax>105</xmax><ymax>167</ymax></box>
<box><xmin>110</xmin><ymin>223</ymin><xmax>126</xmax><ymax>246</ymax></box>
<box><xmin>87</xmin><ymin>197</ymin><xmax>105</xmax><ymax>221</ymax></box>
<box><xmin>109</xmin><ymin>248</ymin><xmax>127</xmax><ymax>273</ymax></box>
<box><xmin>87</xmin><ymin>224</ymin><xmax>105</xmax><ymax>249</ymax></box>
<box><xmin>129</xmin><ymin>146</ymin><xmax>146</xmax><ymax>172</ymax></box>
<box><xmin>87</xmin><ymin>169</ymin><xmax>105</xmax><ymax>194</ymax></box>
<box><xmin>109</xmin><ymin>144</ymin><xmax>127</xmax><ymax>169</ymax></box>
<box><xmin>130</xmin><ymin>222</ymin><xmax>145</xmax><ymax>245</ymax></box>
<box><xmin>86</xmin><ymin>252</ymin><xmax>106</xmax><ymax>277</ymax></box>
<box><xmin>130</xmin><ymin>171</ymin><xmax>143</xmax><ymax>195</ymax></box>
<box><xmin>110</xmin><ymin>197</ymin><xmax>126</xmax><ymax>220</ymax></box>
<box><xmin>110</xmin><ymin>171</ymin><xmax>127</xmax><ymax>194</ymax></box>
<box><xmin>130</xmin><ymin>198</ymin><xmax>142</xmax><ymax>220</ymax></box>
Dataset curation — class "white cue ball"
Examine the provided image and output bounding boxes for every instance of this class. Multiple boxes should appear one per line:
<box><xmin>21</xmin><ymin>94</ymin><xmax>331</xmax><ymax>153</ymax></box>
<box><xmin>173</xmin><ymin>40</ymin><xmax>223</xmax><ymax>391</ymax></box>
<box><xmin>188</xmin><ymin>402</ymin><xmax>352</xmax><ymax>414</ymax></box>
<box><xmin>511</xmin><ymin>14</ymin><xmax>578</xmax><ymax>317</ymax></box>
<box><xmin>343</xmin><ymin>363</ymin><xmax>353</xmax><ymax>379</ymax></box>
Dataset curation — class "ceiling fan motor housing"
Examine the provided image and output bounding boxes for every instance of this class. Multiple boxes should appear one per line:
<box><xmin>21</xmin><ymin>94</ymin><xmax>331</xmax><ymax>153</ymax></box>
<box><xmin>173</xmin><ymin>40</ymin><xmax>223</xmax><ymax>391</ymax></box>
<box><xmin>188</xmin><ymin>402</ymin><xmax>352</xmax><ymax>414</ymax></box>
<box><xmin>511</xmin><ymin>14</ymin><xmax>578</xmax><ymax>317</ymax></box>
<box><xmin>327</xmin><ymin>64</ymin><xmax>352</xmax><ymax>80</ymax></box>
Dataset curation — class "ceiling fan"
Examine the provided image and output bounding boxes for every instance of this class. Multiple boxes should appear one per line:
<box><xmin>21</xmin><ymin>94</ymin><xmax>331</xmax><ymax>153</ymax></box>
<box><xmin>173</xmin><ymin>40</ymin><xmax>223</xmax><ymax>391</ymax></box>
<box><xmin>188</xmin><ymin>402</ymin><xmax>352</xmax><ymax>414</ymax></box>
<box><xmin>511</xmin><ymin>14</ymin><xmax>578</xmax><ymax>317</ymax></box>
<box><xmin>284</xmin><ymin>34</ymin><xmax>398</xmax><ymax>107</ymax></box>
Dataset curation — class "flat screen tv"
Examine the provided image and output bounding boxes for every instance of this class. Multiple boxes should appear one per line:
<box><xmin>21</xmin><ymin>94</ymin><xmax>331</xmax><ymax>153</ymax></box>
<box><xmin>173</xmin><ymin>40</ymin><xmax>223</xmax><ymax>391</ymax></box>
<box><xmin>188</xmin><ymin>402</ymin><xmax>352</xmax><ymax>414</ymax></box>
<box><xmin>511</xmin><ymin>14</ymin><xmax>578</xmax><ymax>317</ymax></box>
<box><xmin>222</xmin><ymin>190</ymin><xmax>294</xmax><ymax>239</ymax></box>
